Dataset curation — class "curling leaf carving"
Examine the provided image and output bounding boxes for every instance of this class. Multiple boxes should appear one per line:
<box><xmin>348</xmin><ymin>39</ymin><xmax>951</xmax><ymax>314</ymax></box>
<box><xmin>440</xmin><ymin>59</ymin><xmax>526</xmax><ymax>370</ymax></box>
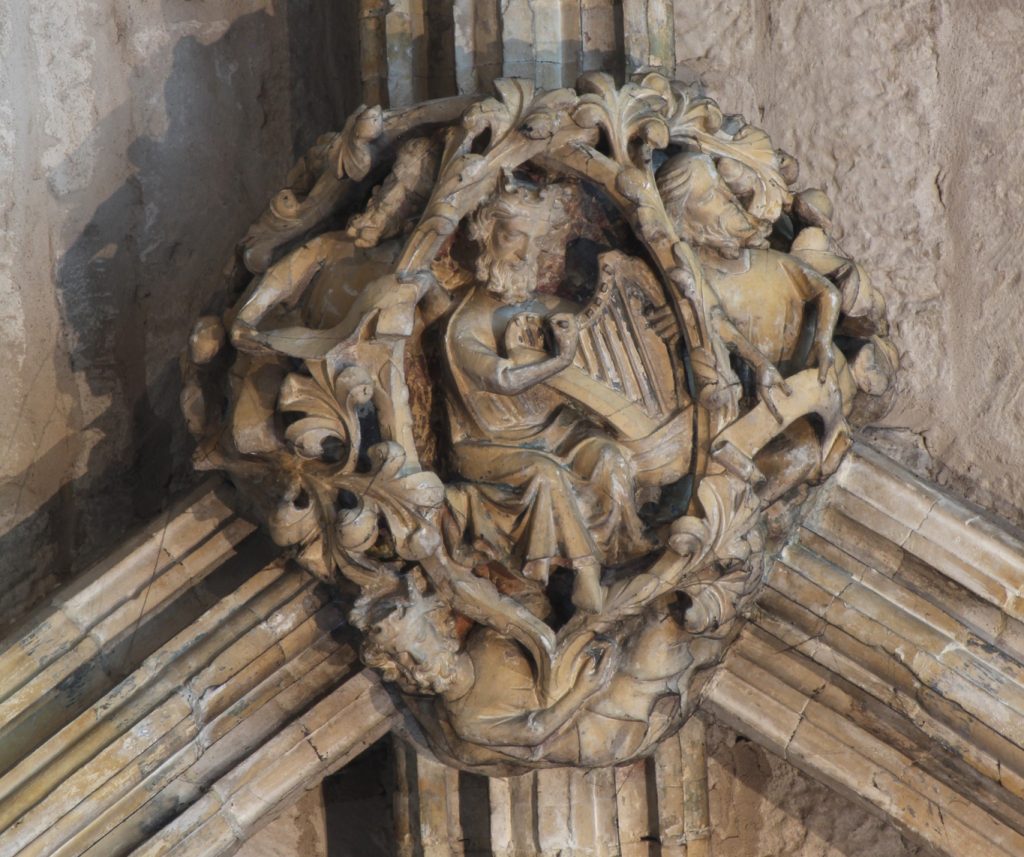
<box><xmin>333</xmin><ymin>104</ymin><xmax>385</xmax><ymax>181</ymax></box>
<box><xmin>279</xmin><ymin>363</ymin><xmax>372</xmax><ymax>466</ymax></box>
<box><xmin>329</xmin><ymin>442</ymin><xmax>444</xmax><ymax>563</ymax></box>
<box><xmin>573</xmin><ymin>72</ymin><xmax>669</xmax><ymax>168</ymax></box>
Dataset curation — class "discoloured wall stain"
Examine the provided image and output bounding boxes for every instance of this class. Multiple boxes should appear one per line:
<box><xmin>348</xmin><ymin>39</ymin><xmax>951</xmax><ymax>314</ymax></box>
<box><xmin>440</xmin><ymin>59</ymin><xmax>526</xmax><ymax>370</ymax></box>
<box><xmin>707</xmin><ymin>722</ymin><xmax>938</xmax><ymax>857</ymax></box>
<box><xmin>0</xmin><ymin>0</ymin><xmax>356</xmax><ymax>632</ymax></box>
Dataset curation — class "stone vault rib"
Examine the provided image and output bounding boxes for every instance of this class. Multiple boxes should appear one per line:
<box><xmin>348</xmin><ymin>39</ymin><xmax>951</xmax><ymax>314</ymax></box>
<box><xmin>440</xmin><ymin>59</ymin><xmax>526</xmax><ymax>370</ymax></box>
<box><xmin>5</xmin><ymin>446</ymin><xmax>1024</xmax><ymax>856</ymax></box>
<box><xmin>388</xmin><ymin>717</ymin><xmax>711</xmax><ymax>857</ymax></box>
<box><xmin>0</xmin><ymin>484</ymin><xmax>396</xmax><ymax>857</ymax></box>
<box><xmin>127</xmin><ymin>670</ymin><xmax>396</xmax><ymax>857</ymax></box>
<box><xmin>0</xmin><ymin>478</ymin><xmax>256</xmax><ymax>777</ymax></box>
<box><xmin>706</xmin><ymin>444</ymin><xmax>1024</xmax><ymax>857</ymax></box>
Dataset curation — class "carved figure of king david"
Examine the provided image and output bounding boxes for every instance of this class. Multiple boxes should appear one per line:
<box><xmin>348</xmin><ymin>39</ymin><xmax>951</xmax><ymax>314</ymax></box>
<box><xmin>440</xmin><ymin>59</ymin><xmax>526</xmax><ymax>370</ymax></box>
<box><xmin>443</xmin><ymin>178</ymin><xmax>653</xmax><ymax>614</ymax></box>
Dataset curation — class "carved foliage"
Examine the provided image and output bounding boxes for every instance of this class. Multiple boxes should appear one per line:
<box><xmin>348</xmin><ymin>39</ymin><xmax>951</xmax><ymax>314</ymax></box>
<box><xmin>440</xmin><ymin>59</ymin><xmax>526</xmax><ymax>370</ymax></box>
<box><xmin>185</xmin><ymin>72</ymin><xmax>897</xmax><ymax>773</ymax></box>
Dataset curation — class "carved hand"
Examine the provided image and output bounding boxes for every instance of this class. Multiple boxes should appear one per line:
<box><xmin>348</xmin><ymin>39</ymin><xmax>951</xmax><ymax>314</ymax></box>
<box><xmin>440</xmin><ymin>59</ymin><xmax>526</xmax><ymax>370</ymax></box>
<box><xmin>812</xmin><ymin>340</ymin><xmax>836</xmax><ymax>383</ymax></box>
<box><xmin>572</xmin><ymin>639</ymin><xmax>619</xmax><ymax>698</ymax></box>
<box><xmin>230</xmin><ymin>320</ymin><xmax>275</xmax><ymax>356</ymax></box>
<box><xmin>548</xmin><ymin>313</ymin><xmax>580</xmax><ymax>363</ymax></box>
<box><xmin>755</xmin><ymin>360</ymin><xmax>793</xmax><ymax>424</ymax></box>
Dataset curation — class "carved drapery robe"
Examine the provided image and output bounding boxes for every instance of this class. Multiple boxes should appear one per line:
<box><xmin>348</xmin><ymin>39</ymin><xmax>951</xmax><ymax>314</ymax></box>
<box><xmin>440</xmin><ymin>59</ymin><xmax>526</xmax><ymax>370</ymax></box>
<box><xmin>443</xmin><ymin>287</ymin><xmax>649</xmax><ymax>583</ymax></box>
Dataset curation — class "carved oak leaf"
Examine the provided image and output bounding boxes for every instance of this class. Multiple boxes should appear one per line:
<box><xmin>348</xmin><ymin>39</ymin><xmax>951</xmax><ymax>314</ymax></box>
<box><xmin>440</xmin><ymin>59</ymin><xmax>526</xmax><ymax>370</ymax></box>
<box><xmin>669</xmin><ymin>472</ymin><xmax>760</xmax><ymax>564</ymax></box>
<box><xmin>463</xmin><ymin>79</ymin><xmax>577</xmax><ymax>146</ymax></box>
<box><xmin>658</xmin><ymin>78</ymin><xmax>791</xmax><ymax>224</ymax></box>
<box><xmin>333</xmin><ymin>104</ymin><xmax>384</xmax><ymax>181</ymax></box>
<box><xmin>283</xmin><ymin>416</ymin><xmax>344</xmax><ymax>461</ymax></box>
<box><xmin>665</xmin><ymin>472</ymin><xmax>763</xmax><ymax>634</ymax></box>
<box><xmin>333</xmin><ymin>442</ymin><xmax>444</xmax><ymax>562</ymax></box>
<box><xmin>631</xmin><ymin>71</ymin><xmax>677</xmax><ymax>116</ymax></box>
<box><xmin>591</xmin><ymin>470</ymin><xmax>760</xmax><ymax>634</ymax></box>
<box><xmin>462</xmin><ymin>78</ymin><xmax>537</xmax><ymax>144</ymax></box>
<box><xmin>414</xmin><ymin>82</ymin><xmax>579</xmax><ymax>242</ymax></box>
<box><xmin>682</xmin><ymin>566</ymin><xmax>757</xmax><ymax>635</ymax></box>
<box><xmin>568</xmin><ymin>75</ymin><xmax>679</xmax><ymax>255</ymax></box>
<box><xmin>668</xmin><ymin>78</ymin><xmax>724</xmax><ymax>136</ymax></box>
<box><xmin>518</xmin><ymin>87</ymin><xmax>580</xmax><ymax>140</ymax></box>
<box><xmin>243</xmin><ymin>97</ymin><xmax>481</xmax><ymax>274</ymax></box>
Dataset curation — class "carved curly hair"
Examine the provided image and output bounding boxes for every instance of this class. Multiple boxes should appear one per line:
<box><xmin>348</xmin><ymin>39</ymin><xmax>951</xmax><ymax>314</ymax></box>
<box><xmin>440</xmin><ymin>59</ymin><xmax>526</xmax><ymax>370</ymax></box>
<box><xmin>349</xmin><ymin>576</ymin><xmax>461</xmax><ymax>694</ymax></box>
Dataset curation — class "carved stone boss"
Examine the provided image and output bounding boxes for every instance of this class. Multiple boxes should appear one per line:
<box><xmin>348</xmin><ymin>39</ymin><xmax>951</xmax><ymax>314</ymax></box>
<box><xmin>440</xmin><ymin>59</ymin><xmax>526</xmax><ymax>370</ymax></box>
<box><xmin>183</xmin><ymin>72</ymin><xmax>897</xmax><ymax>774</ymax></box>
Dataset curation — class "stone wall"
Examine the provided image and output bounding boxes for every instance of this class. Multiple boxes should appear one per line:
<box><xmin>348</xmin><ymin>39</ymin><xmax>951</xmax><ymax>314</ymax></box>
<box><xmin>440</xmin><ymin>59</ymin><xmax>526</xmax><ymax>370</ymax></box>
<box><xmin>707</xmin><ymin>723</ymin><xmax>935</xmax><ymax>857</ymax></box>
<box><xmin>0</xmin><ymin>0</ymin><xmax>359</xmax><ymax>630</ymax></box>
<box><xmin>674</xmin><ymin>1</ymin><xmax>1024</xmax><ymax>526</ymax></box>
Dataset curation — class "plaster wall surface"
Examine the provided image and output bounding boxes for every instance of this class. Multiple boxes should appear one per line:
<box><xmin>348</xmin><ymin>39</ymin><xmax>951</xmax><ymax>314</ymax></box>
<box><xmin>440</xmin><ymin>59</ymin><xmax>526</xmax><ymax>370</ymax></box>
<box><xmin>0</xmin><ymin>0</ymin><xmax>356</xmax><ymax>629</ymax></box>
<box><xmin>234</xmin><ymin>789</ymin><xmax>329</xmax><ymax>857</ymax></box>
<box><xmin>706</xmin><ymin>723</ymin><xmax>937</xmax><ymax>857</ymax></box>
<box><xmin>673</xmin><ymin>0</ymin><xmax>1024</xmax><ymax>524</ymax></box>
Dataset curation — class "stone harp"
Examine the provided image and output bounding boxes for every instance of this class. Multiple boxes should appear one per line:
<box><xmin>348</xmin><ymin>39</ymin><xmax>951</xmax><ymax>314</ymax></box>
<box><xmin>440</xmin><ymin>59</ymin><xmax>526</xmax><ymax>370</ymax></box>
<box><xmin>505</xmin><ymin>250</ymin><xmax>693</xmax><ymax>486</ymax></box>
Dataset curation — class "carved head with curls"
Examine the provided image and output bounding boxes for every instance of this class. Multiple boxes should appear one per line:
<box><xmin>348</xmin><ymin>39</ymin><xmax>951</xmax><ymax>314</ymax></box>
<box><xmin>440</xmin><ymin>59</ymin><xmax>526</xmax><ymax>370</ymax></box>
<box><xmin>350</xmin><ymin>575</ymin><xmax>464</xmax><ymax>696</ymax></box>
<box><xmin>467</xmin><ymin>171</ymin><xmax>571</xmax><ymax>304</ymax></box>
<box><xmin>656</xmin><ymin>152</ymin><xmax>769</xmax><ymax>258</ymax></box>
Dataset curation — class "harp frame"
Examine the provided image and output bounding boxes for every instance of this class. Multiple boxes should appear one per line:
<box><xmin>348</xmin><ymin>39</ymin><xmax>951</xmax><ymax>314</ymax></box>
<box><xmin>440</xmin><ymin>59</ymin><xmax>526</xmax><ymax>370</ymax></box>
<box><xmin>505</xmin><ymin>250</ymin><xmax>692</xmax><ymax>477</ymax></box>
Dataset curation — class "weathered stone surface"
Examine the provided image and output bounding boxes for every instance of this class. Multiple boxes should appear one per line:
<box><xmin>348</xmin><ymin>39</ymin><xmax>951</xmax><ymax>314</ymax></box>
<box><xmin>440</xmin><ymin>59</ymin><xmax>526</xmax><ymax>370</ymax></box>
<box><xmin>706</xmin><ymin>721</ymin><xmax>936</xmax><ymax>857</ymax></box>
<box><xmin>0</xmin><ymin>0</ymin><xmax>359</xmax><ymax>632</ymax></box>
<box><xmin>674</xmin><ymin>1</ymin><xmax>1024</xmax><ymax>528</ymax></box>
<box><xmin>233</xmin><ymin>789</ymin><xmax>328</xmax><ymax>857</ymax></box>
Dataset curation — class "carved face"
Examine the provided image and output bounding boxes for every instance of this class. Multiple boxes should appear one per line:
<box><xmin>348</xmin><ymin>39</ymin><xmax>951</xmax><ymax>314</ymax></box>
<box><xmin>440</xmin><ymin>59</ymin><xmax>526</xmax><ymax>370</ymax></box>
<box><xmin>469</xmin><ymin>185</ymin><xmax>558</xmax><ymax>305</ymax></box>
<box><xmin>657</xmin><ymin>154</ymin><xmax>766</xmax><ymax>258</ymax></box>
<box><xmin>358</xmin><ymin>592</ymin><xmax>463</xmax><ymax>695</ymax></box>
<box><xmin>490</xmin><ymin>216</ymin><xmax>534</xmax><ymax>265</ymax></box>
<box><xmin>477</xmin><ymin>214</ymin><xmax>542</xmax><ymax>304</ymax></box>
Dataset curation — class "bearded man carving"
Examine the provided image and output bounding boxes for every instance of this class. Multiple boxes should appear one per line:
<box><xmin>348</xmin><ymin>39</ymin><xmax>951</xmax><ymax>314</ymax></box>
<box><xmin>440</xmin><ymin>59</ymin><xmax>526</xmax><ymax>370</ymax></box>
<box><xmin>442</xmin><ymin>181</ymin><xmax>651</xmax><ymax>613</ymax></box>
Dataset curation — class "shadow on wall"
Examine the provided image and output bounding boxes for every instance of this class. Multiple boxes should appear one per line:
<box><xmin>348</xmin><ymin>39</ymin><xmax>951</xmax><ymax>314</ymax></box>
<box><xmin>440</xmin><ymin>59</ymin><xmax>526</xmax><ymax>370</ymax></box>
<box><xmin>285</xmin><ymin>0</ymin><xmax>361</xmax><ymax>148</ymax></box>
<box><xmin>0</xmin><ymin>2</ymin><xmax>358</xmax><ymax>632</ymax></box>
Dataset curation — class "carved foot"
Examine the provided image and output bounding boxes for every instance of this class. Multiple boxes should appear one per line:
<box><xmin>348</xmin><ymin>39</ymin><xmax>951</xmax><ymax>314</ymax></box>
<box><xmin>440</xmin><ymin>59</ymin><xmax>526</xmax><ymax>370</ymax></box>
<box><xmin>572</xmin><ymin>560</ymin><xmax>605</xmax><ymax>613</ymax></box>
<box><xmin>230</xmin><ymin>319</ymin><xmax>275</xmax><ymax>355</ymax></box>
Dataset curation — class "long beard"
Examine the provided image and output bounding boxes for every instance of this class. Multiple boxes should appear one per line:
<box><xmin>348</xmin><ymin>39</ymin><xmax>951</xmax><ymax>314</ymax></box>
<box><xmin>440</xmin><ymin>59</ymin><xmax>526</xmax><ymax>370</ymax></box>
<box><xmin>396</xmin><ymin>652</ymin><xmax>458</xmax><ymax>694</ymax></box>
<box><xmin>478</xmin><ymin>251</ymin><xmax>536</xmax><ymax>304</ymax></box>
